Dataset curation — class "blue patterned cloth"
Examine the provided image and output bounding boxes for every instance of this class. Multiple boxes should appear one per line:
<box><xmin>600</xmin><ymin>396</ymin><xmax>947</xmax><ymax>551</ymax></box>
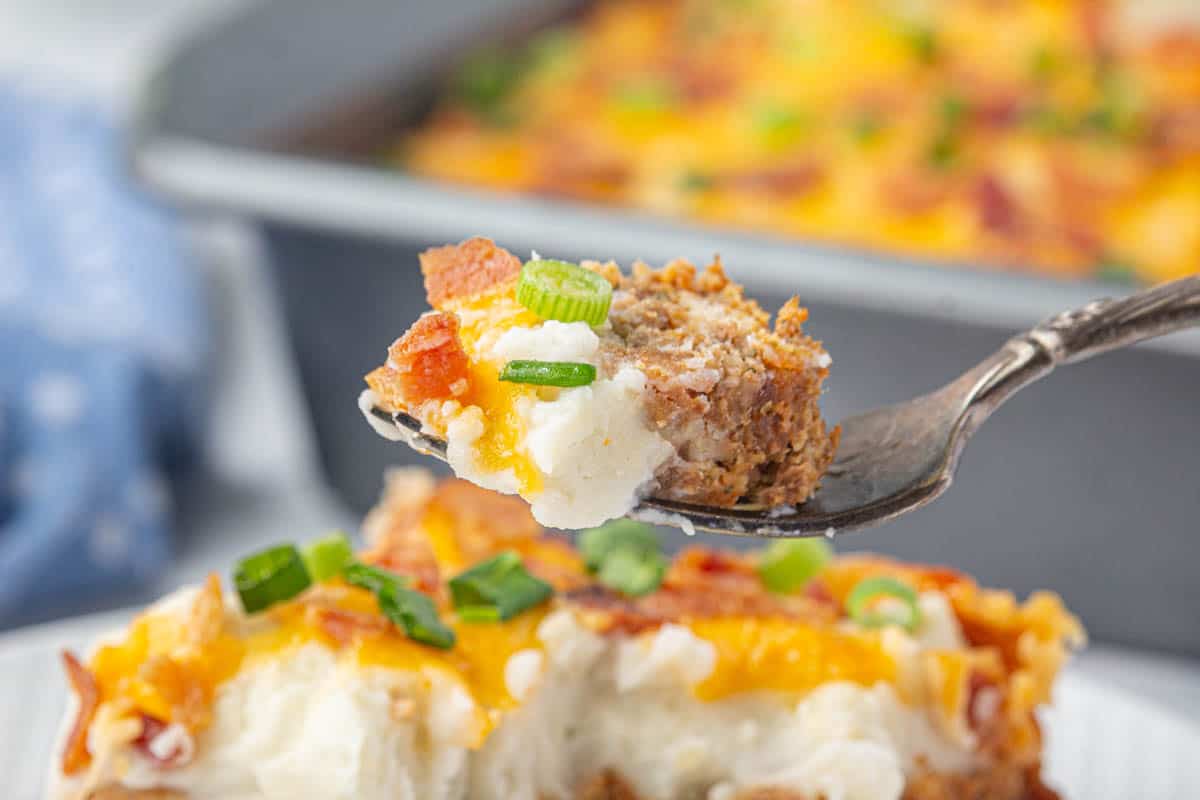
<box><xmin>0</xmin><ymin>83</ymin><xmax>210</xmax><ymax>627</ymax></box>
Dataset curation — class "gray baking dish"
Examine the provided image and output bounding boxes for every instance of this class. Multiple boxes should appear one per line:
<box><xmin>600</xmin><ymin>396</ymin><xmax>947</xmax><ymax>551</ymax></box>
<box><xmin>131</xmin><ymin>0</ymin><xmax>1200</xmax><ymax>655</ymax></box>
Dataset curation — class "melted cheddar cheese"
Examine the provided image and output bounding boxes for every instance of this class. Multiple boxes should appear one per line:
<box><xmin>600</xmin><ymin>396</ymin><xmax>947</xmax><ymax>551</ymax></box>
<box><xmin>689</xmin><ymin>617</ymin><xmax>896</xmax><ymax>701</ymax></box>
<box><xmin>403</xmin><ymin>0</ymin><xmax>1200</xmax><ymax>283</ymax></box>
<box><xmin>442</xmin><ymin>288</ymin><xmax>544</xmax><ymax>495</ymax></box>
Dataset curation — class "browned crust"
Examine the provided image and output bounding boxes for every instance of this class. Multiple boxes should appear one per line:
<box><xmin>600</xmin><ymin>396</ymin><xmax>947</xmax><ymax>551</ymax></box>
<box><xmin>86</xmin><ymin>787</ymin><xmax>187</xmax><ymax>800</ymax></box>
<box><xmin>81</xmin><ymin>762</ymin><xmax>1058</xmax><ymax>800</ymax></box>
<box><xmin>572</xmin><ymin>761</ymin><xmax>1060</xmax><ymax>800</ymax></box>
<box><xmin>420</xmin><ymin>237</ymin><xmax>522</xmax><ymax>307</ymax></box>
<box><xmin>598</xmin><ymin>257</ymin><xmax>838</xmax><ymax>506</ymax></box>
<box><xmin>61</xmin><ymin>650</ymin><xmax>101</xmax><ymax>775</ymax></box>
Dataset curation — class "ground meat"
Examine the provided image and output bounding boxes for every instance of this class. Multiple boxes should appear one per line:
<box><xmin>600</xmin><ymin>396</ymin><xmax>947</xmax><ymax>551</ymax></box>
<box><xmin>595</xmin><ymin>257</ymin><xmax>838</xmax><ymax>506</ymax></box>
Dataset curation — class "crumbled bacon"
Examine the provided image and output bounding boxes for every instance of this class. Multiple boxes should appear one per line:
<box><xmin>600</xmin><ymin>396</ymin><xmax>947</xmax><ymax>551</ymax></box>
<box><xmin>307</xmin><ymin>605</ymin><xmax>392</xmax><ymax>647</ymax></box>
<box><xmin>722</xmin><ymin>163</ymin><xmax>824</xmax><ymax>196</ymax></box>
<box><xmin>132</xmin><ymin>715</ymin><xmax>190</xmax><ymax>768</ymax></box>
<box><xmin>61</xmin><ymin>650</ymin><xmax>100</xmax><ymax>775</ymax></box>
<box><xmin>419</xmin><ymin>237</ymin><xmax>523</xmax><ymax>307</ymax></box>
<box><xmin>370</xmin><ymin>312</ymin><xmax>471</xmax><ymax>407</ymax></box>
<box><xmin>564</xmin><ymin>547</ymin><xmax>838</xmax><ymax>634</ymax></box>
<box><xmin>974</xmin><ymin>174</ymin><xmax>1023</xmax><ymax>238</ymax></box>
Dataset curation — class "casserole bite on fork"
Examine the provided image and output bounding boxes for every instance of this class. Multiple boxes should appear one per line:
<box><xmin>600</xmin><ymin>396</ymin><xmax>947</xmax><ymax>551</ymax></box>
<box><xmin>362</xmin><ymin>238</ymin><xmax>839</xmax><ymax>529</ymax></box>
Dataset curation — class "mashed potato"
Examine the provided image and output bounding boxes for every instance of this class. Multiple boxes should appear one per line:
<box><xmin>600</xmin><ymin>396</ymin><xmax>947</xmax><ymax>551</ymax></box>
<box><xmin>444</xmin><ymin>320</ymin><xmax>675</xmax><ymax>529</ymax></box>
<box><xmin>51</xmin><ymin>595</ymin><xmax>977</xmax><ymax>800</ymax></box>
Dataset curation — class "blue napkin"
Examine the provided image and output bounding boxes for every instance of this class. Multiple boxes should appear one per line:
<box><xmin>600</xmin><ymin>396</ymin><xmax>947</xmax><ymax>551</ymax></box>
<box><xmin>0</xmin><ymin>83</ymin><xmax>210</xmax><ymax>627</ymax></box>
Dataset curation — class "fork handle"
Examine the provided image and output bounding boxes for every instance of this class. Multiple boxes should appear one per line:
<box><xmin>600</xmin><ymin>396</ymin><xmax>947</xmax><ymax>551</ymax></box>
<box><xmin>1021</xmin><ymin>274</ymin><xmax>1200</xmax><ymax>365</ymax></box>
<box><xmin>964</xmin><ymin>275</ymin><xmax>1200</xmax><ymax>418</ymax></box>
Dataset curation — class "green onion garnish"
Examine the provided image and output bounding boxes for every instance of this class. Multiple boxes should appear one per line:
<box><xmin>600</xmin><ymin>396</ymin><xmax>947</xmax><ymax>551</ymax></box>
<box><xmin>1096</xmin><ymin>260</ymin><xmax>1138</xmax><ymax>285</ymax></box>
<box><xmin>516</xmin><ymin>259</ymin><xmax>613</xmax><ymax>326</ymax></box>
<box><xmin>301</xmin><ymin>532</ymin><xmax>354</xmax><ymax>583</ymax></box>
<box><xmin>234</xmin><ymin>544</ymin><xmax>313</xmax><ymax>614</ymax></box>
<box><xmin>847</xmin><ymin>576</ymin><xmax>922</xmax><ymax>632</ymax></box>
<box><xmin>752</xmin><ymin>105</ymin><xmax>807</xmax><ymax>146</ymax></box>
<box><xmin>454</xmin><ymin>48</ymin><xmax>524</xmax><ymax>120</ymax></box>
<box><xmin>343</xmin><ymin>561</ymin><xmax>409</xmax><ymax>596</ymax></box>
<box><xmin>499</xmin><ymin>360</ymin><xmax>597</xmax><ymax>387</ymax></box>
<box><xmin>679</xmin><ymin>171</ymin><xmax>715</xmax><ymax>192</ymax></box>
<box><xmin>449</xmin><ymin>551</ymin><xmax>554</xmax><ymax>622</ymax></box>
<box><xmin>850</xmin><ymin>113</ymin><xmax>884</xmax><ymax>145</ymax></box>
<box><xmin>903</xmin><ymin>25</ymin><xmax>939</xmax><ymax>65</ymax></box>
<box><xmin>344</xmin><ymin>560</ymin><xmax>455</xmax><ymax>649</ymax></box>
<box><xmin>596</xmin><ymin>545</ymin><xmax>666</xmax><ymax>597</ymax></box>
<box><xmin>580</xmin><ymin>519</ymin><xmax>660</xmax><ymax>571</ymax></box>
<box><xmin>378</xmin><ymin>586</ymin><xmax>457</xmax><ymax>649</ymax></box>
<box><xmin>612</xmin><ymin>78</ymin><xmax>677</xmax><ymax>113</ymax></box>
<box><xmin>758</xmin><ymin>539</ymin><xmax>832</xmax><ymax>594</ymax></box>
<box><xmin>580</xmin><ymin>519</ymin><xmax>667</xmax><ymax>597</ymax></box>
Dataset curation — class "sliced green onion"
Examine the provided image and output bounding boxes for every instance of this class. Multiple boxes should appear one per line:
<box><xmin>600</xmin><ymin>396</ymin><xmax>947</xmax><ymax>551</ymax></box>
<box><xmin>850</xmin><ymin>113</ymin><xmax>884</xmax><ymax>145</ymax></box>
<box><xmin>1096</xmin><ymin>260</ymin><xmax>1138</xmax><ymax>285</ymax></box>
<box><xmin>516</xmin><ymin>259</ymin><xmax>612</xmax><ymax>326</ymax></box>
<box><xmin>449</xmin><ymin>551</ymin><xmax>554</xmax><ymax>622</ymax></box>
<box><xmin>378</xmin><ymin>586</ymin><xmax>457</xmax><ymax>649</ymax></box>
<box><xmin>847</xmin><ymin>576</ymin><xmax>922</xmax><ymax>632</ymax></box>
<box><xmin>612</xmin><ymin>78</ymin><xmax>677</xmax><ymax>113</ymax></box>
<box><xmin>499</xmin><ymin>360</ymin><xmax>596</xmax><ymax>387</ymax></box>
<box><xmin>597</xmin><ymin>546</ymin><xmax>666</xmax><ymax>597</ymax></box>
<box><xmin>343</xmin><ymin>561</ymin><xmax>454</xmax><ymax>648</ymax></box>
<box><xmin>758</xmin><ymin>539</ymin><xmax>832</xmax><ymax>594</ymax></box>
<box><xmin>454</xmin><ymin>49</ymin><xmax>524</xmax><ymax>119</ymax></box>
<box><xmin>927</xmin><ymin>131</ymin><xmax>958</xmax><ymax>168</ymax></box>
<box><xmin>752</xmin><ymin>104</ymin><xmax>807</xmax><ymax>145</ymax></box>
<box><xmin>343</xmin><ymin>562</ymin><xmax>409</xmax><ymax>596</ymax></box>
<box><xmin>679</xmin><ymin>171</ymin><xmax>715</xmax><ymax>192</ymax></box>
<box><xmin>579</xmin><ymin>519</ymin><xmax>661</xmax><ymax>572</ymax></box>
<box><xmin>903</xmin><ymin>24</ymin><xmax>939</xmax><ymax>64</ymax></box>
<box><xmin>301</xmin><ymin>532</ymin><xmax>354</xmax><ymax>582</ymax></box>
<box><xmin>580</xmin><ymin>519</ymin><xmax>666</xmax><ymax>597</ymax></box>
<box><xmin>234</xmin><ymin>544</ymin><xmax>312</xmax><ymax>614</ymax></box>
<box><xmin>938</xmin><ymin>94</ymin><xmax>969</xmax><ymax>128</ymax></box>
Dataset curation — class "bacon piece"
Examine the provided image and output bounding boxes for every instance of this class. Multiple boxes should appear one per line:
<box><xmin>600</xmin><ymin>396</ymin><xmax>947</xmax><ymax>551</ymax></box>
<box><xmin>307</xmin><ymin>605</ymin><xmax>392</xmax><ymax>647</ymax></box>
<box><xmin>419</xmin><ymin>237</ymin><xmax>523</xmax><ymax>307</ymax></box>
<box><xmin>974</xmin><ymin>174</ymin><xmax>1023</xmax><ymax>238</ymax></box>
<box><xmin>565</xmin><ymin>548</ymin><xmax>838</xmax><ymax>634</ymax></box>
<box><xmin>132</xmin><ymin>715</ymin><xmax>190</xmax><ymax>768</ymax></box>
<box><xmin>61</xmin><ymin>650</ymin><xmax>101</xmax><ymax>775</ymax></box>
<box><xmin>722</xmin><ymin>163</ymin><xmax>824</xmax><ymax>196</ymax></box>
<box><xmin>370</xmin><ymin>312</ymin><xmax>471</xmax><ymax>408</ymax></box>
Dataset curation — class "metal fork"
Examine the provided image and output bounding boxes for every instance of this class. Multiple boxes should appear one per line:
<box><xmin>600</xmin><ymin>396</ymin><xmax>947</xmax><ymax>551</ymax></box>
<box><xmin>367</xmin><ymin>275</ymin><xmax>1200</xmax><ymax>537</ymax></box>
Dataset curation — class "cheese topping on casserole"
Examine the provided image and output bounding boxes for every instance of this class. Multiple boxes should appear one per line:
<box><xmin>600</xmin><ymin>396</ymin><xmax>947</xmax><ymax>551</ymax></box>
<box><xmin>400</xmin><ymin>0</ymin><xmax>1200</xmax><ymax>284</ymax></box>
<box><xmin>51</xmin><ymin>471</ymin><xmax>1084</xmax><ymax>800</ymax></box>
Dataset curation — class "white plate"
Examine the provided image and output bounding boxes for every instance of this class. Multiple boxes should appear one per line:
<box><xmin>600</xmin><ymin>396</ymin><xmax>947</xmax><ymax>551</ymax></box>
<box><xmin>1044</xmin><ymin>673</ymin><xmax>1200</xmax><ymax>799</ymax></box>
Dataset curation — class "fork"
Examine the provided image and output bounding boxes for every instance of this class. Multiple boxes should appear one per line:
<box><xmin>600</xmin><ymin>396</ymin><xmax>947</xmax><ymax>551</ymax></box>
<box><xmin>367</xmin><ymin>274</ymin><xmax>1200</xmax><ymax>537</ymax></box>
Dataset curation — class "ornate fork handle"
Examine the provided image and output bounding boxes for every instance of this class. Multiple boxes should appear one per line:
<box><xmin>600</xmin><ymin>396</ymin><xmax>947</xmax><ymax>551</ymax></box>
<box><xmin>959</xmin><ymin>275</ymin><xmax>1200</xmax><ymax>424</ymax></box>
<box><xmin>1024</xmin><ymin>274</ymin><xmax>1200</xmax><ymax>365</ymax></box>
